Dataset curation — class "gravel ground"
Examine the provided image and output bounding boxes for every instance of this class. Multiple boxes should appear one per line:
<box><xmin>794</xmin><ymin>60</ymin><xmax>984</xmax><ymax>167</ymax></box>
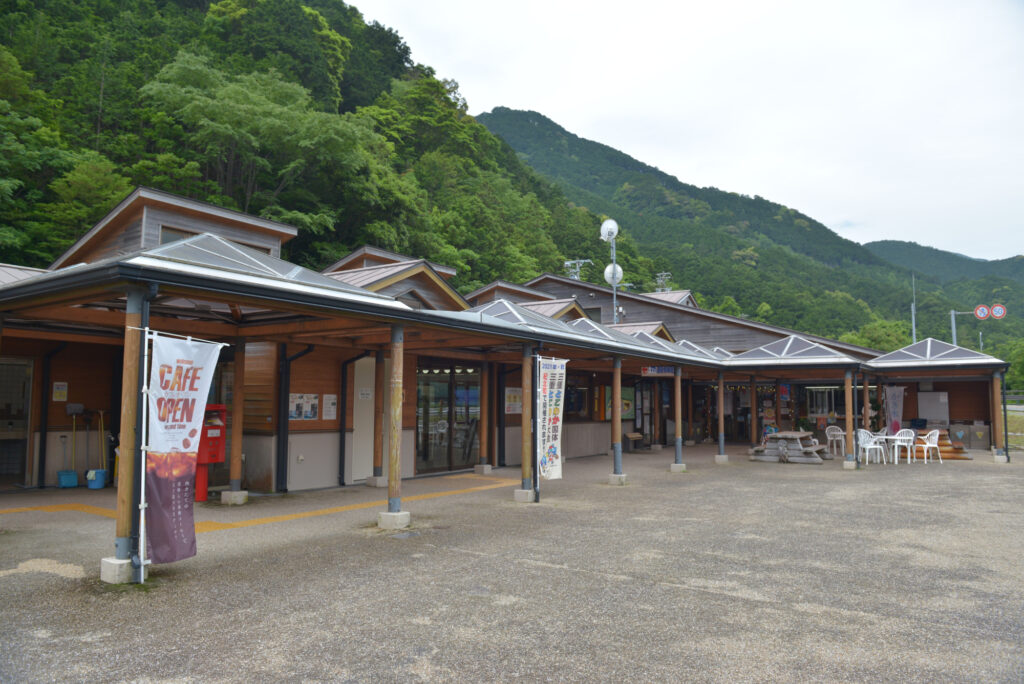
<box><xmin>2</xmin><ymin>446</ymin><xmax>1023</xmax><ymax>683</ymax></box>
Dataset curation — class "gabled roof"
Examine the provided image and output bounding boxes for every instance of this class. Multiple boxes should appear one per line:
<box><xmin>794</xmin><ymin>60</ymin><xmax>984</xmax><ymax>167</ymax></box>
<box><xmin>525</xmin><ymin>273</ymin><xmax>880</xmax><ymax>359</ymax></box>
<box><xmin>50</xmin><ymin>187</ymin><xmax>298</xmax><ymax>269</ymax></box>
<box><xmin>728</xmin><ymin>335</ymin><xmax>858</xmax><ymax>366</ymax></box>
<box><xmin>609</xmin><ymin>321</ymin><xmax>674</xmax><ymax>341</ymax></box>
<box><xmin>323</xmin><ymin>260</ymin><xmax>468</xmax><ymax>310</ymax></box>
<box><xmin>464</xmin><ymin>280</ymin><xmax>555</xmax><ymax>304</ymax></box>
<box><xmin>321</xmin><ymin>245</ymin><xmax>456</xmax><ymax>280</ymax></box>
<box><xmin>468</xmin><ymin>298</ymin><xmax>577</xmax><ymax>334</ymax></box>
<box><xmin>677</xmin><ymin>339</ymin><xmax>732</xmax><ymax>361</ymax></box>
<box><xmin>865</xmin><ymin>338</ymin><xmax>1005</xmax><ymax>369</ymax></box>
<box><xmin>518</xmin><ymin>298</ymin><xmax>587</xmax><ymax>320</ymax></box>
<box><xmin>642</xmin><ymin>290</ymin><xmax>698</xmax><ymax>307</ymax></box>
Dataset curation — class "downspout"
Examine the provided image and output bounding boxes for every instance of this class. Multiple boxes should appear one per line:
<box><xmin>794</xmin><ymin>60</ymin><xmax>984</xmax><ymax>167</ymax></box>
<box><xmin>131</xmin><ymin>283</ymin><xmax>158</xmax><ymax>578</ymax></box>
<box><xmin>1002</xmin><ymin>370</ymin><xmax>1010</xmax><ymax>463</ymax></box>
<box><xmin>37</xmin><ymin>343</ymin><xmax>68</xmax><ymax>488</ymax></box>
<box><xmin>338</xmin><ymin>351</ymin><xmax>371</xmax><ymax>486</ymax></box>
<box><xmin>276</xmin><ymin>344</ymin><xmax>315</xmax><ymax>492</ymax></box>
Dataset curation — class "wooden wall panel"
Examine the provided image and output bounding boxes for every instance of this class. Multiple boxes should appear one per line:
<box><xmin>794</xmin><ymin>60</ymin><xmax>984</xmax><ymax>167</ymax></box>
<box><xmin>937</xmin><ymin>381</ymin><xmax>990</xmax><ymax>422</ymax></box>
<box><xmin>243</xmin><ymin>342</ymin><xmax>277</xmax><ymax>433</ymax></box>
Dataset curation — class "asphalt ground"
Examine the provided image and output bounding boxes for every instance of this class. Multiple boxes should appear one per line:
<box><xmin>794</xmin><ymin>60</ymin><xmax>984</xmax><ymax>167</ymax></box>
<box><xmin>2</xmin><ymin>445</ymin><xmax>1023</xmax><ymax>683</ymax></box>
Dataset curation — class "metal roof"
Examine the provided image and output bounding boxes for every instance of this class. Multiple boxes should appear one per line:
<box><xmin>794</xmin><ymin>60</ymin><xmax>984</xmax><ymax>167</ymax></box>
<box><xmin>865</xmin><ymin>338</ymin><xmax>1005</xmax><ymax>369</ymax></box>
<box><xmin>0</xmin><ymin>263</ymin><xmax>46</xmax><ymax>286</ymax></box>
<box><xmin>727</xmin><ymin>335</ymin><xmax>859</xmax><ymax>366</ymax></box>
<box><xmin>324</xmin><ymin>261</ymin><xmax>427</xmax><ymax>288</ymax></box>
<box><xmin>676</xmin><ymin>339</ymin><xmax>732</xmax><ymax>361</ymax></box>
<box><xmin>518</xmin><ymin>298</ymin><xmax>582</xmax><ymax>318</ymax></box>
<box><xmin>642</xmin><ymin>290</ymin><xmax>696</xmax><ymax>306</ymax></box>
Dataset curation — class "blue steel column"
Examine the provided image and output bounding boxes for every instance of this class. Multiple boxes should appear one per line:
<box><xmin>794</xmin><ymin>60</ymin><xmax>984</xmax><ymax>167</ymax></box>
<box><xmin>612</xmin><ymin>357</ymin><xmax>623</xmax><ymax>475</ymax></box>
<box><xmin>717</xmin><ymin>372</ymin><xmax>726</xmax><ymax>456</ymax></box>
<box><xmin>387</xmin><ymin>325</ymin><xmax>403</xmax><ymax>513</ymax></box>
<box><xmin>521</xmin><ymin>344</ymin><xmax>532</xmax><ymax>492</ymax></box>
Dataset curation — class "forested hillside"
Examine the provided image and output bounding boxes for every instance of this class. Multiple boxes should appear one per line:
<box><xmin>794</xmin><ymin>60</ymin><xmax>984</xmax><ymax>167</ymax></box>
<box><xmin>477</xmin><ymin>107</ymin><xmax>1024</xmax><ymax>366</ymax></box>
<box><xmin>0</xmin><ymin>0</ymin><xmax>661</xmax><ymax>294</ymax></box>
<box><xmin>865</xmin><ymin>241</ymin><xmax>1024</xmax><ymax>286</ymax></box>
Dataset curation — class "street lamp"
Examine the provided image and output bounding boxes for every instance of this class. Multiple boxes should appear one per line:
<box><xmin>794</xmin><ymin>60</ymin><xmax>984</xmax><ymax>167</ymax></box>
<box><xmin>600</xmin><ymin>219</ymin><xmax>622</xmax><ymax>323</ymax></box>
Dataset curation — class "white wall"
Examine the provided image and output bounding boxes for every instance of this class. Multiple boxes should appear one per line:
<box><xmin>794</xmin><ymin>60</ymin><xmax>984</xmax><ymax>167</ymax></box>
<box><xmin>287</xmin><ymin>432</ymin><xmax>339</xmax><ymax>491</ymax></box>
<box><xmin>350</xmin><ymin>356</ymin><xmax>376</xmax><ymax>481</ymax></box>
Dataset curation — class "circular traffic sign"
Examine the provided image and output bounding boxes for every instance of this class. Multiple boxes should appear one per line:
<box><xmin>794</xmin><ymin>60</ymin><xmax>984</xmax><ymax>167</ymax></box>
<box><xmin>974</xmin><ymin>304</ymin><xmax>990</xmax><ymax>320</ymax></box>
<box><xmin>991</xmin><ymin>303</ymin><xmax>1007</xmax><ymax>319</ymax></box>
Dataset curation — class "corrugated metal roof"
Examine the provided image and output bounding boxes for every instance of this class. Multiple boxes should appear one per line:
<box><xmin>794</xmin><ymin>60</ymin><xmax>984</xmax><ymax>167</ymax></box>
<box><xmin>609</xmin><ymin>321</ymin><xmax>671</xmax><ymax>338</ymax></box>
<box><xmin>642</xmin><ymin>290</ymin><xmax>694</xmax><ymax>305</ymax></box>
<box><xmin>0</xmin><ymin>263</ymin><xmax>46</xmax><ymax>285</ymax></box>
<box><xmin>464</xmin><ymin>280</ymin><xmax>555</xmax><ymax>302</ymax></box>
<box><xmin>676</xmin><ymin>339</ymin><xmax>730</xmax><ymax>361</ymax></box>
<box><xmin>324</xmin><ymin>261</ymin><xmax>423</xmax><ymax>288</ymax></box>
<box><xmin>518</xmin><ymin>298</ymin><xmax>579</xmax><ymax>318</ymax></box>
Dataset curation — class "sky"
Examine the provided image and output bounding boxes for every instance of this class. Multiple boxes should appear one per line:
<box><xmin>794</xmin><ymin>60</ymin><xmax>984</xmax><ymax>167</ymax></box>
<box><xmin>354</xmin><ymin>0</ymin><xmax>1023</xmax><ymax>261</ymax></box>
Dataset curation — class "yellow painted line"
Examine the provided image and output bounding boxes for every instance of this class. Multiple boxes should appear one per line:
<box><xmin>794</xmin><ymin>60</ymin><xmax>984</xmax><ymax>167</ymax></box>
<box><xmin>0</xmin><ymin>478</ymin><xmax>519</xmax><ymax>533</ymax></box>
<box><xmin>0</xmin><ymin>503</ymin><xmax>117</xmax><ymax>519</ymax></box>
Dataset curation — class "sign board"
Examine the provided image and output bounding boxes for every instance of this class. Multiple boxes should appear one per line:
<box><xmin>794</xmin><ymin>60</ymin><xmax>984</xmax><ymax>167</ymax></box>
<box><xmin>640</xmin><ymin>366</ymin><xmax>675</xmax><ymax>377</ymax></box>
<box><xmin>536</xmin><ymin>357</ymin><xmax>568</xmax><ymax>480</ymax></box>
<box><xmin>991</xmin><ymin>303</ymin><xmax>1007</xmax><ymax>319</ymax></box>
<box><xmin>323</xmin><ymin>394</ymin><xmax>337</xmax><ymax>421</ymax></box>
<box><xmin>505</xmin><ymin>387</ymin><xmax>522</xmax><ymax>414</ymax></box>
<box><xmin>52</xmin><ymin>382</ymin><xmax>68</xmax><ymax>402</ymax></box>
<box><xmin>974</xmin><ymin>305</ymin><xmax>990</xmax><ymax>320</ymax></box>
<box><xmin>145</xmin><ymin>333</ymin><xmax>222</xmax><ymax>565</ymax></box>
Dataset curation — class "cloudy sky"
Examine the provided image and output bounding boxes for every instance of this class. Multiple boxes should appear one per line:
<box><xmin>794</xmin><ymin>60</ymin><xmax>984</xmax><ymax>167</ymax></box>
<box><xmin>354</xmin><ymin>1</ymin><xmax>1023</xmax><ymax>260</ymax></box>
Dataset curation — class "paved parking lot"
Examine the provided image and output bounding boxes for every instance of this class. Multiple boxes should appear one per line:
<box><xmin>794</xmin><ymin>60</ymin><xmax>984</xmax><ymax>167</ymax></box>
<box><xmin>2</xmin><ymin>446</ymin><xmax>1023</xmax><ymax>682</ymax></box>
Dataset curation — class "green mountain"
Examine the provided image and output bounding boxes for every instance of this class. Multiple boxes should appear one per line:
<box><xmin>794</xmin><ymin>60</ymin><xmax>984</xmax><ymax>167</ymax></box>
<box><xmin>864</xmin><ymin>240</ymin><xmax>1024</xmax><ymax>286</ymax></box>
<box><xmin>476</xmin><ymin>107</ymin><xmax>1024</xmax><ymax>357</ymax></box>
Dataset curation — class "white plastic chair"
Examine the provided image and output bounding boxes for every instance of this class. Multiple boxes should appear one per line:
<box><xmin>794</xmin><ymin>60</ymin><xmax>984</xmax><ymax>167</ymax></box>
<box><xmin>914</xmin><ymin>429</ymin><xmax>941</xmax><ymax>463</ymax></box>
<box><xmin>856</xmin><ymin>429</ymin><xmax>886</xmax><ymax>465</ymax></box>
<box><xmin>825</xmin><ymin>425</ymin><xmax>844</xmax><ymax>458</ymax></box>
<box><xmin>892</xmin><ymin>429</ymin><xmax>916</xmax><ymax>464</ymax></box>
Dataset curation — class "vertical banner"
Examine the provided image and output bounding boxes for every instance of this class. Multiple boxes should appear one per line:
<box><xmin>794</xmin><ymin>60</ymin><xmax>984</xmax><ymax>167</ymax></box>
<box><xmin>884</xmin><ymin>385</ymin><xmax>905</xmax><ymax>434</ymax></box>
<box><xmin>537</xmin><ymin>357</ymin><xmax>568</xmax><ymax>480</ymax></box>
<box><xmin>146</xmin><ymin>334</ymin><xmax>222</xmax><ymax>564</ymax></box>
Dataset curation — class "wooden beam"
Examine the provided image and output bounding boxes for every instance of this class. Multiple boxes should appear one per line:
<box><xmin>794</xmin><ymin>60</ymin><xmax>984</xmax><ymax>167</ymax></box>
<box><xmin>612</xmin><ymin>357</ymin><xmax>622</xmax><ymax>474</ymax></box>
<box><xmin>749</xmin><ymin>376</ymin><xmax>758</xmax><ymax>447</ymax></box>
<box><xmin>1</xmin><ymin>328</ymin><xmax>124</xmax><ymax>346</ymax></box>
<box><xmin>230</xmin><ymin>339</ymin><xmax>245</xmax><ymax>489</ymax></box>
<box><xmin>674</xmin><ymin>368</ymin><xmax>683</xmax><ymax>462</ymax></box>
<box><xmin>115</xmin><ymin>298</ymin><xmax>142</xmax><ymax>543</ymax></box>
<box><xmin>15</xmin><ymin>305</ymin><xmax>237</xmax><ymax>338</ymax></box>
<box><xmin>717</xmin><ymin>373</ymin><xmax>725</xmax><ymax>456</ymax></box>
<box><xmin>521</xmin><ymin>344</ymin><xmax>533</xmax><ymax>490</ymax></box>
<box><xmin>387</xmin><ymin>326</ymin><xmax>404</xmax><ymax>511</ymax></box>
<box><xmin>241</xmin><ymin>316</ymin><xmax>375</xmax><ymax>338</ymax></box>
<box><xmin>844</xmin><ymin>372</ymin><xmax>854</xmax><ymax>458</ymax></box>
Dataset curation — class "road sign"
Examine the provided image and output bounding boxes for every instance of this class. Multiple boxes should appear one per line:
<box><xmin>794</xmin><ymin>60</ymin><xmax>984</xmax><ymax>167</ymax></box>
<box><xmin>974</xmin><ymin>305</ymin><xmax>990</xmax><ymax>320</ymax></box>
<box><xmin>991</xmin><ymin>303</ymin><xmax>1007</xmax><ymax>319</ymax></box>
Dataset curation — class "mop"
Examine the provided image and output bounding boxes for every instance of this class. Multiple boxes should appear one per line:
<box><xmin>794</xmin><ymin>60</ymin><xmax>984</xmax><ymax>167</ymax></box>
<box><xmin>59</xmin><ymin>403</ymin><xmax>84</xmax><ymax>487</ymax></box>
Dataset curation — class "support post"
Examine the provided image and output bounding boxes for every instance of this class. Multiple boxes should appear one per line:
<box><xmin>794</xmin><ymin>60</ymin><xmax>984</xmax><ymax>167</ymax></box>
<box><xmin>515</xmin><ymin>345</ymin><xmax>534</xmax><ymax>501</ymax></box>
<box><xmin>671</xmin><ymin>367</ymin><xmax>685</xmax><ymax>472</ymax></box>
<box><xmin>222</xmin><ymin>338</ymin><xmax>247</xmax><ymax>505</ymax></box>
<box><xmin>114</xmin><ymin>290</ymin><xmax>143</xmax><ymax>558</ymax></box>
<box><xmin>475</xmin><ymin>361</ymin><xmax>491</xmax><ymax>474</ymax></box>
<box><xmin>749</xmin><ymin>376</ymin><xmax>758</xmax><ymax>448</ymax></box>
<box><xmin>378</xmin><ymin>325</ymin><xmax>408</xmax><ymax>529</ymax></box>
<box><xmin>843</xmin><ymin>370</ymin><xmax>855</xmax><ymax>469</ymax></box>
<box><xmin>993</xmin><ymin>371</ymin><xmax>1006</xmax><ymax>460</ymax></box>
<box><xmin>716</xmin><ymin>372</ymin><xmax>727</xmax><ymax>463</ymax></box>
<box><xmin>609</xmin><ymin>357</ymin><xmax>626</xmax><ymax>484</ymax></box>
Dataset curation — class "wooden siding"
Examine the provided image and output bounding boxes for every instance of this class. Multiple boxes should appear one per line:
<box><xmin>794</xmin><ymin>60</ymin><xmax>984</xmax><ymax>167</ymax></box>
<box><xmin>243</xmin><ymin>342</ymin><xmax>278</xmax><ymax>433</ymax></box>
<box><xmin>143</xmin><ymin>207</ymin><xmax>282</xmax><ymax>257</ymax></box>
<box><xmin>377</xmin><ymin>272</ymin><xmax>461</xmax><ymax>311</ymax></box>
<box><xmin>534</xmin><ymin>280</ymin><xmax>782</xmax><ymax>352</ymax></box>
<box><xmin>73</xmin><ymin>215</ymin><xmax>144</xmax><ymax>264</ymax></box>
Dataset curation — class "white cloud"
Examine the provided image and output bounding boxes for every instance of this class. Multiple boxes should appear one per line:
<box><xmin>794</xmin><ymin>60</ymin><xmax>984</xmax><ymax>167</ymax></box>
<box><xmin>355</xmin><ymin>0</ymin><xmax>1024</xmax><ymax>259</ymax></box>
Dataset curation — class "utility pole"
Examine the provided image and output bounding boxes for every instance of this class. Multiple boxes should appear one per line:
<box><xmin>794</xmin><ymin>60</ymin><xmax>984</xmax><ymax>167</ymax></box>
<box><xmin>911</xmin><ymin>274</ymin><xmax>917</xmax><ymax>343</ymax></box>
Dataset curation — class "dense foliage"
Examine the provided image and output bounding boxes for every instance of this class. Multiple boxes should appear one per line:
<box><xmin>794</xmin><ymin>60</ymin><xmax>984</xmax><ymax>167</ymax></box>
<box><xmin>0</xmin><ymin>0</ymin><xmax>660</xmax><ymax>294</ymax></box>
<box><xmin>477</xmin><ymin>107</ymin><xmax>1024</xmax><ymax>371</ymax></box>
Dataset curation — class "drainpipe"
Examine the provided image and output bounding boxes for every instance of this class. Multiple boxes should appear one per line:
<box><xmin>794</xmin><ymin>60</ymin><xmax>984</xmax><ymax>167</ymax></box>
<box><xmin>37</xmin><ymin>343</ymin><xmax>68</xmax><ymax>488</ymax></box>
<box><xmin>130</xmin><ymin>283</ymin><xmax>158</xmax><ymax>581</ymax></box>
<box><xmin>1001</xmin><ymin>371</ymin><xmax>1010</xmax><ymax>463</ymax></box>
<box><xmin>276</xmin><ymin>344</ymin><xmax>315</xmax><ymax>492</ymax></box>
<box><xmin>338</xmin><ymin>351</ymin><xmax>370</xmax><ymax>486</ymax></box>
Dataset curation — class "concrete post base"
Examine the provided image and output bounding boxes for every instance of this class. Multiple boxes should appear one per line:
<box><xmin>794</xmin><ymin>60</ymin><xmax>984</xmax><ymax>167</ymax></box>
<box><xmin>684</xmin><ymin>440</ymin><xmax>696</xmax><ymax>447</ymax></box>
<box><xmin>513</xmin><ymin>489</ymin><xmax>535</xmax><ymax>503</ymax></box>
<box><xmin>714</xmin><ymin>454</ymin><xmax>729</xmax><ymax>464</ymax></box>
<box><xmin>473</xmin><ymin>464</ymin><xmax>492</xmax><ymax>475</ymax></box>
<box><xmin>649</xmin><ymin>444</ymin><xmax>664</xmax><ymax>452</ymax></box>
<box><xmin>220</xmin><ymin>490</ymin><xmax>248</xmax><ymax>506</ymax></box>
<box><xmin>608</xmin><ymin>473</ymin><xmax>628</xmax><ymax>486</ymax></box>
<box><xmin>100</xmin><ymin>557</ymin><xmax>136</xmax><ymax>584</ymax></box>
<box><xmin>365</xmin><ymin>476</ymin><xmax>388</xmax><ymax>488</ymax></box>
<box><xmin>377</xmin><ymin>511</ymin><xmax>410</xmax><ymax>530</ymax></box>
<box><xmin>994</xmin><ymin>453</ymin><xmax>1009</xmax><ymax>464</ymax></box>
<box><xmin>843</xmin><ymin>460</ymin><xmax>857</xmax><ymax>470</ymax></box>
<box><xmin>669</xmin><ymin>463</ymin><xmax>687</xmax><ymax>473</ymax></box>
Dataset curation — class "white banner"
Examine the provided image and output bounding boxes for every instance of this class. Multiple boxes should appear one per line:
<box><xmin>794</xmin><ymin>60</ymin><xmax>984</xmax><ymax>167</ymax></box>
<box><xmin>148</xmin><ymin>335</ymin><xmax>222</xmax><ymax>453</ymax></box>
<box><xmin>537</xmin><ymin>357</ymin><xmax>568</xmax><ymax>480</ymax></box>
<box><xmin>884</xmin><ymin>385</ymin><xmax>905</xmax><ymax>434</ymax></box>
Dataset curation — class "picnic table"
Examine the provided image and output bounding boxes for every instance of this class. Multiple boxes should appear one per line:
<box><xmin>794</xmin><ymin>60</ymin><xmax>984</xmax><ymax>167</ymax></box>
<box><xmin>752</xmin><ymin>430</ymin><xmax>827</xmax><ymax>464</ymax></box>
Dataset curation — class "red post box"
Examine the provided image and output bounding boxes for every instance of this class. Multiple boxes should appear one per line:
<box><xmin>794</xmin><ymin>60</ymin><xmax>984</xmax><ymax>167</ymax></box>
<box><xmin>195</xmin><ymin>404</ymin><xmax>226</xmax><ymax>501</ymax></box>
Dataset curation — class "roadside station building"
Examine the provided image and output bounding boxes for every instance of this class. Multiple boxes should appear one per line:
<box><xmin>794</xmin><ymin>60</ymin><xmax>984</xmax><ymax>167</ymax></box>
<box><xmin>0</xmin><ymin>188</ymin><xmax>1010</xmax><ymax>548</ymax></box>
